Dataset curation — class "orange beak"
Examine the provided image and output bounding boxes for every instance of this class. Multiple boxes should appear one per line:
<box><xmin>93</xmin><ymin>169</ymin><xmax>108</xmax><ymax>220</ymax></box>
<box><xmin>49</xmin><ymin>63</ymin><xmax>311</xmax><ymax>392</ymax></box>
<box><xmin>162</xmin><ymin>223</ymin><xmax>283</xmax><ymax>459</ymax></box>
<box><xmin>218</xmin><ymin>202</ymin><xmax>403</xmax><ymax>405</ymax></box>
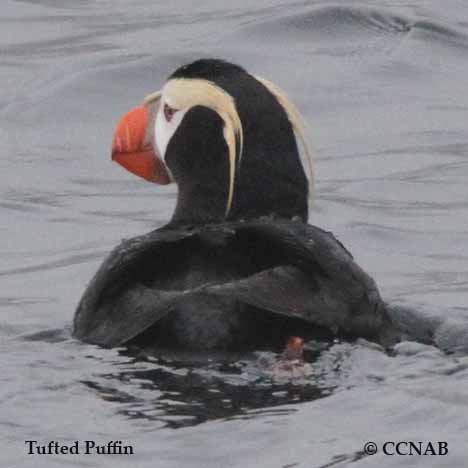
<box><xmin>111</xmin><ymin>105</ymin><xmax>171</xmax><ymax>184</ymax></box>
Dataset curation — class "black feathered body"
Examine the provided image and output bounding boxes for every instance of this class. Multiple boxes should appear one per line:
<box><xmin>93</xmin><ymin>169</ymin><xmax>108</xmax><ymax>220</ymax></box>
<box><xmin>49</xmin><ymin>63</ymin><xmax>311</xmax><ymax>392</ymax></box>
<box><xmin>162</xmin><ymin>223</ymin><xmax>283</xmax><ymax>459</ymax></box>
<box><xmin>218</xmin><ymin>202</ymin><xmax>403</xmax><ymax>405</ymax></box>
<box><xmin>74</xmin><ymin>60</ymin><xmax>395</xmax><ymax>350</ymax></box>
<box><xmin>73</xmin><ymin>219</ymin><xmax>397</xmax><ymax>349</ymax></box>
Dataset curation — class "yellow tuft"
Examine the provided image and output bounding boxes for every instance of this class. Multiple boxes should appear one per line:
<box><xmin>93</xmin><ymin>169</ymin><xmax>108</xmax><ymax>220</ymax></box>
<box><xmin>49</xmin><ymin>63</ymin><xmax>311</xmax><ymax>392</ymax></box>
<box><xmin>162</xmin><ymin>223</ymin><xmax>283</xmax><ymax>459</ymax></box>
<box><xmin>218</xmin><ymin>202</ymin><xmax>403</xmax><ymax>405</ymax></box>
<box><xmin>143</xmin><ymin>90</ymin><xmax>162</xmax><ymax>105</ymax></box>
<box><xmin>157</xmin><ymin>78</ymin><xmax>243</xmax><ymax>217</ymax></box>
<box><xmin>143</xmin><ymin>75</ymin><xmax>312</xmax><ymax>214</ymax></box>
<box><xmin>253</xmin><ymin>76</ymin><xmax>315</xmax><ymax>206</ymax></box>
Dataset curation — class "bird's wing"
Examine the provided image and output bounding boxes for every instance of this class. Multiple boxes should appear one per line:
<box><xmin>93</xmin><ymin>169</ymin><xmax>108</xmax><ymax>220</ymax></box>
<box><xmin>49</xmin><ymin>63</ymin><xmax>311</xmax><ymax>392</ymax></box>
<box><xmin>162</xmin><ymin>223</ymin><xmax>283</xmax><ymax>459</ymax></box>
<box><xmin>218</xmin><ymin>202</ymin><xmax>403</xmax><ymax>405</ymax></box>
<box><xmin>73</xmin><ymin>228</ymin><xmax>197</xmax><ymax>347</ymax></box>
<box><xmin>203</xmin><ymin>220</ymin><xmax>396</xmax><ymax>343</ymax></box>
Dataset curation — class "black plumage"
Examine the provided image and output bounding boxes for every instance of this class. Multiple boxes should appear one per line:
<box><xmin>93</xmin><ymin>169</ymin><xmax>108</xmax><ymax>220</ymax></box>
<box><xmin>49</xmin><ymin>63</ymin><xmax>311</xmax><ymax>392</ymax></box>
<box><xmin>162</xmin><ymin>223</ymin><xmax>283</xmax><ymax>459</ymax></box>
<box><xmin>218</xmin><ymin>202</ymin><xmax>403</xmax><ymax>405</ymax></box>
<box><xmin>73</xmin><ymin>59</ymin><xmax>397</xmax><ymax>350</ymax></box>
<box><xmin>74</xmin><ymin>219</ymin><xmax>397</xmax><ymax>349</ymax></box>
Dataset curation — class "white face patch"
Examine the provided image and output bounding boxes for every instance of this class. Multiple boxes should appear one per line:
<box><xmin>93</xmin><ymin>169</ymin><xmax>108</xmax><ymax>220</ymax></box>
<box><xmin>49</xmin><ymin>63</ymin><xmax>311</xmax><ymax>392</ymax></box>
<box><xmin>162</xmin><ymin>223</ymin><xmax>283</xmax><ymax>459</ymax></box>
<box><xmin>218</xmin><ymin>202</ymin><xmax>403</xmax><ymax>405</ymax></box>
<box><xmin>154</xmin><ymin>97</ymin><xmax>188</xmax><ymax>160</ymax></box>
<box><xmin>146</xmin><ymin>78</ymin><xmax>243</xmax><ymax>217</ymax></box>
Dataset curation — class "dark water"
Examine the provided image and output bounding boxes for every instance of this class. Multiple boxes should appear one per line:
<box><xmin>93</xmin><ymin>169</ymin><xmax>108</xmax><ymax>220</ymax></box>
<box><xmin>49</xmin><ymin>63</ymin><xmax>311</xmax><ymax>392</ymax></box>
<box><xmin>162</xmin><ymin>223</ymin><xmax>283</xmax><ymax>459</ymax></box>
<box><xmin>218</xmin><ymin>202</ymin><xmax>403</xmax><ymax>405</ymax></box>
<box><xmin>1</xmin><ymin>1</ymin><xmax>468</xmax><ymax>467</ymax></box>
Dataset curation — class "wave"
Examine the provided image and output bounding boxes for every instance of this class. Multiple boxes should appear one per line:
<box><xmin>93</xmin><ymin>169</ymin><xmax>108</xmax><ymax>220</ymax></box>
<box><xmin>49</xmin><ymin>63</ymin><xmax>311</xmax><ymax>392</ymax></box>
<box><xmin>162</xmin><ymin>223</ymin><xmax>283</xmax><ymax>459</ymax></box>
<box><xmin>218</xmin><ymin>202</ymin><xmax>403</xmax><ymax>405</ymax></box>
<box><xmin>246</xmin><ymin>5</ymin><xmax>468</xmax><ymax>48</ymax></box>
<box><xmin>0</xmin><ymin>250</ymin><xmax>108</xmax><ymax>278</ymax></box>
<box><xmin>389</xmin><ymin>303</ymin><xmax>468</xmax><ymax>354</ymax></box>
<box><xmin>271</xmin><ymin>5</ymin><xmax>411</xmax><ymax>36</ymax></box>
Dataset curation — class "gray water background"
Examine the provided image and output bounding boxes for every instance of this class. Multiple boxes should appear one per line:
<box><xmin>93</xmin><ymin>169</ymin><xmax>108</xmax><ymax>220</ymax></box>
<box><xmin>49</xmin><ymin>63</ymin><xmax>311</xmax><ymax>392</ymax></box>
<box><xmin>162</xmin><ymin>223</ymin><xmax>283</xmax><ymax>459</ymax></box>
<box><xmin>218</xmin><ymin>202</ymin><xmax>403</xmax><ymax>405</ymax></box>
<box><xmin>1</xmin><ymin>0</ymin><xmax>468</xmax><ymax>467</ymax></box>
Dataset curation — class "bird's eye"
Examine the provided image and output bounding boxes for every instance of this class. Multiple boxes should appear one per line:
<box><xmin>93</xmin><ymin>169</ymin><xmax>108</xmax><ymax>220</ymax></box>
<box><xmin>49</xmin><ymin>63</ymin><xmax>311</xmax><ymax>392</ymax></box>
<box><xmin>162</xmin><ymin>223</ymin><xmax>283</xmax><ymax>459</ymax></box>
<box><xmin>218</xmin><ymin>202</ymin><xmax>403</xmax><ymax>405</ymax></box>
<box><xmin>163</xmin><ymin>103</ymin><xmax>177</xmax><ymax>122</ymax></box>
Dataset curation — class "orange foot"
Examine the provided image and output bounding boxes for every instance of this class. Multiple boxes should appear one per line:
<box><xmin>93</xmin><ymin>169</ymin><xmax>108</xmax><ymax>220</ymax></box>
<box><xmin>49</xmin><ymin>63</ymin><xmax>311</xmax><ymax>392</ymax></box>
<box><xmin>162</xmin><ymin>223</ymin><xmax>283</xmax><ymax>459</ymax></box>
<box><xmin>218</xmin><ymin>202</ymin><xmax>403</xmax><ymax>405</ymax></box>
<box><xmin>283</xmin><ymin>336</ymin><xmax>304</xmax><ymax>361</ymax></box>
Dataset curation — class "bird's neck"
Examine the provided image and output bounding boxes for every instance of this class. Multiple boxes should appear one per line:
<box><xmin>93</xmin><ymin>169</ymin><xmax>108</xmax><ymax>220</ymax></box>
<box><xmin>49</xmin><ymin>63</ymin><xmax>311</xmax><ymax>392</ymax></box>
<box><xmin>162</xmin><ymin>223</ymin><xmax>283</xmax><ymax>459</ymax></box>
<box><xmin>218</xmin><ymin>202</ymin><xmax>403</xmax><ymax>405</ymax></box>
<box><xmin>171</xmin><ymin>182</ymin><xmax>228</xmax><ymax>226</ymax></box>
<box><xmin>170</xmin><ymin>178</ymin><xmax>308</xmax><ymax>227</ymax></box>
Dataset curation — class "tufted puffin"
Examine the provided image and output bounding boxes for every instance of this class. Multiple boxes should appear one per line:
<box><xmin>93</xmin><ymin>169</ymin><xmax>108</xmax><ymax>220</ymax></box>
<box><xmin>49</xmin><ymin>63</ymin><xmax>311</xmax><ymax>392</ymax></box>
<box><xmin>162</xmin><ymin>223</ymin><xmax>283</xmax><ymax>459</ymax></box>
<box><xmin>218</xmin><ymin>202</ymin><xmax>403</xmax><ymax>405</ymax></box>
<box><xmin>73</xmin><ymin>59</ymin><xmax>397</xmax><ymax>350</ymax></box>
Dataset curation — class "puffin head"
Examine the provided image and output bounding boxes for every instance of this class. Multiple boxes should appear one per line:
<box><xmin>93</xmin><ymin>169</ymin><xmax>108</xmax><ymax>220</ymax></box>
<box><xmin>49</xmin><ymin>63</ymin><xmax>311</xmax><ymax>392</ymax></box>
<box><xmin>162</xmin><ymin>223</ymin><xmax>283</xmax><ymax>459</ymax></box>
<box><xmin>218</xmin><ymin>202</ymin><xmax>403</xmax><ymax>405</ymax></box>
<box><xmin>112</xmin><ymin>59</ymin><xmax>313</xmax><ymax>225</ymax></box>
